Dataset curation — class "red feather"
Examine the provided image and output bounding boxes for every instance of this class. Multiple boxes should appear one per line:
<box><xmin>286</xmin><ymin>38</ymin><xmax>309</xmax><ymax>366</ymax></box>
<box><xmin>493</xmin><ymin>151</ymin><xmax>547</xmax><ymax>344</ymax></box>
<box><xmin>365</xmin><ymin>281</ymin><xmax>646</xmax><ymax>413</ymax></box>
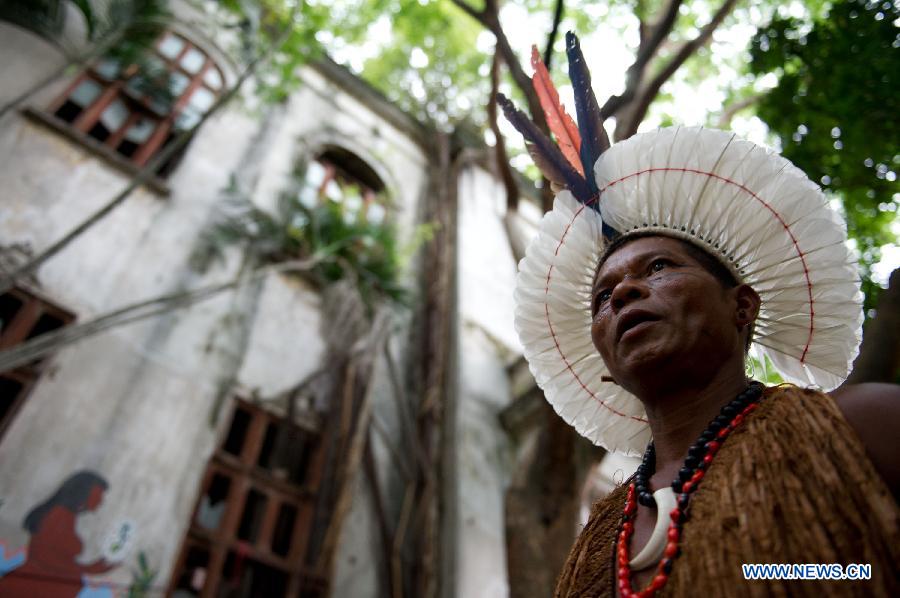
<box><xmin>531</xmin><ymin>45</ymin><xmax>583</xmax><ymax>177</ymax></box>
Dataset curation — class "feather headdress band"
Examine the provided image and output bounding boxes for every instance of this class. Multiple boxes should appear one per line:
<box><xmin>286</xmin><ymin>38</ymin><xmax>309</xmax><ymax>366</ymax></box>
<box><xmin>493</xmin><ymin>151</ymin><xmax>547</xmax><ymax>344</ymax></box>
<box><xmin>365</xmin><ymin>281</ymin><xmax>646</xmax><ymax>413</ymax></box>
<box><xmin>505</xmin><ymin>33</ymin><xmax>863</xmax><ymax>455</ymax></box>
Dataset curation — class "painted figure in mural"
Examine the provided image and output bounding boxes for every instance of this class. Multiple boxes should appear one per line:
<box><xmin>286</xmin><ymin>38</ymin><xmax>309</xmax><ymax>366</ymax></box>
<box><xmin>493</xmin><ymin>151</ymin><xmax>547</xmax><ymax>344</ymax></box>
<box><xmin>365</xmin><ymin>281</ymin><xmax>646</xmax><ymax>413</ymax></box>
<box><xmin>504</xmin><ymin>33</ymin><xmax>899</xmax><ymax>596</ymax></box>
<box><xmin>0</xmin><ymin>470</ymin><xmax>117</xmax><ymax>597</ymax></box>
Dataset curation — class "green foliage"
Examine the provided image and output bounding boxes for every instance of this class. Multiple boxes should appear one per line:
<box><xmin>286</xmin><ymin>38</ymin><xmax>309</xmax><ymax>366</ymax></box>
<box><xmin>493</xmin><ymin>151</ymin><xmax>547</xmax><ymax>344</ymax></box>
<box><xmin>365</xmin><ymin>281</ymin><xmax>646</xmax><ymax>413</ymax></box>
<box><xmin>194</xmin><ymin>174</ymin><xmax>409</xmax><ymax>306</ymax></box>
<box><xmin>359</xmin><ymin>0</ymin><xmax>489</xmax><ymax>128</ymax></box>
<box><xmin>0</xmin><ymin>0</ymin><xmax>69</xmax><ymax>40</ymax></box>
<box><xmin>0</xmin><ymin>0</ymin><xmax>170</xmax><ymax>47</ymax></box>
<box><xmin>749</xmin><ymin>0</ymin><xmax>899</xmax><ymax>311</ymax></box>
<box><xmin>127</xmin><ymin>551</ymin><xmax>157</xmax><ymax>598</ymax></box>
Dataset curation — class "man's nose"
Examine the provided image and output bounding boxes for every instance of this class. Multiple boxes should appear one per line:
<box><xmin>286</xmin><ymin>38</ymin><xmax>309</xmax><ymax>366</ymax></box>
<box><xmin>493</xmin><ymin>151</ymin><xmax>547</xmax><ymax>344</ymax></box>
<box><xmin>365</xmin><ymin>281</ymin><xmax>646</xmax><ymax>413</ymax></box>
<box><xmin>611</xmin><ymin>278</ymin><xmax>648</xmax><ymax>311</ymax></box>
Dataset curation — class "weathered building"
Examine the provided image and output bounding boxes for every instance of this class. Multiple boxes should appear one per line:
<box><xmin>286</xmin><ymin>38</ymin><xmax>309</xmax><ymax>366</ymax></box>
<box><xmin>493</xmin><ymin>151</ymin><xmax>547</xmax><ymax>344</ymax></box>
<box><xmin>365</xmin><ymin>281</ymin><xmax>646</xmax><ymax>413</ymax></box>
<box><xmin>0</xmin><ymin>2</ymin><xmax>631</xmax><ymax>597</ymax></box>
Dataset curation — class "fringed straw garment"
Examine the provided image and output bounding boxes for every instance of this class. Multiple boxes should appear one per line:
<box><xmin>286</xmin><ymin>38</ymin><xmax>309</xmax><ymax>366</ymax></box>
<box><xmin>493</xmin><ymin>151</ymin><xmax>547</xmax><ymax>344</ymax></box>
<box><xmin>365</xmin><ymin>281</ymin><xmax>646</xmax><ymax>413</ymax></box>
<box><xmin>554</xmin><ymin>385</ymin><xmax>900</xmax><ymax>597</ymax></box>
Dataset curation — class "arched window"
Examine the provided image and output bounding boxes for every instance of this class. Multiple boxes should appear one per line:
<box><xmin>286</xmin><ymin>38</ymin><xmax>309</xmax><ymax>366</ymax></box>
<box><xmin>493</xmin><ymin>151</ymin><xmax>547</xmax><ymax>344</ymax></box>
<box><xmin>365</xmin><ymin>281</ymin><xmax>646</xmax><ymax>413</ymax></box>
<box><xmin>300</xmin><ymin>147</ymin><xmax>388</xmax><ymax>224</ymax></box>
<box><xmin>49</xmin><ymin>31</ymin><xmax>224</xmax><ymax>175</ymax></box>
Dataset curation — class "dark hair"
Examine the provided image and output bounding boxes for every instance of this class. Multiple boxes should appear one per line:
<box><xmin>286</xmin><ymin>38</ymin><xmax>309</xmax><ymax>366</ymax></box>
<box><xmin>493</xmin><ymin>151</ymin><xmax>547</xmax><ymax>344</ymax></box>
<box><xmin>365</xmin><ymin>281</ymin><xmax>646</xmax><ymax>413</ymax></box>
<box><xmin>23</xmin><ymin>470</ymin><xmax>108</xmax><ymax>533</ymax></box>
<box><xmin>596</xmin><ymin>231</ymin><xmax>738</xmax><ymax>290</ymax></box>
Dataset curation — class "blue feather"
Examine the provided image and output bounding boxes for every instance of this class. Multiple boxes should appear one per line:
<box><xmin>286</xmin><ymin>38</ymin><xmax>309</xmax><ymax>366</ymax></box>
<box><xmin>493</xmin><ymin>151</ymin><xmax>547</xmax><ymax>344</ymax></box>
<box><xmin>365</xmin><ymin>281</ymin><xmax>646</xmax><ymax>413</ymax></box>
<box><xmin>565</xmin><ymin>31</ymin><xmax>610</xmax><ymax>193</ymax></box>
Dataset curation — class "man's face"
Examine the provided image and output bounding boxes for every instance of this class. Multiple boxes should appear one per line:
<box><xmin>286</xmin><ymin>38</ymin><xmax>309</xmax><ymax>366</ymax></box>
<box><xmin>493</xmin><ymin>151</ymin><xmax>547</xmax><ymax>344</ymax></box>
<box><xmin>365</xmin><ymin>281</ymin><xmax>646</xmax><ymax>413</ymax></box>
<box><xmin>590</xmin><ymin>236</ymin><xmax>739</xmax><ymax>390</ymax></box>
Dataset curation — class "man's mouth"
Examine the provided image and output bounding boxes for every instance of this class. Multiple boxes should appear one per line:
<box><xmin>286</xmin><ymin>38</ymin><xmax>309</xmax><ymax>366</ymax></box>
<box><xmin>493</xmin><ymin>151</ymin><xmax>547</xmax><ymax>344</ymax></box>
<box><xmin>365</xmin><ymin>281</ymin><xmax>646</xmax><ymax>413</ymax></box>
<box><xmin>616</xmin><ymin>309</ymin><xmax>662</xmax><ymax>341</ymax></box>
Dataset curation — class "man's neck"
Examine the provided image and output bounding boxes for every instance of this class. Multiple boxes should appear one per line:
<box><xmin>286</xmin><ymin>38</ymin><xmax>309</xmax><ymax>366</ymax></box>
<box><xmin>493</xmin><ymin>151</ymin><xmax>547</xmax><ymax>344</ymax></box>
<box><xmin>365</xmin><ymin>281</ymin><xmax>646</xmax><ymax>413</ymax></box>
<box><xmin>638</xmin><ymin>364</ymin><xmax>749</xmax><ymax>491</ymax></box>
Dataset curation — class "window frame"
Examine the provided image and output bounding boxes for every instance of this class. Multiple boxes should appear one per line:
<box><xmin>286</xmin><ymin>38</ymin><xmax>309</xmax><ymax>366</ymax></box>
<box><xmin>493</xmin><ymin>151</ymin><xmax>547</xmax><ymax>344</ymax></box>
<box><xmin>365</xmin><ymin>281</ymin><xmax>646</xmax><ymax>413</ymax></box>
<box><xmin>168</xmin><ymin>399</ymin><xmax>328</xmax><ymax>598</ymax></box>
<box><xmin>0</xmin><ymin>287</ymin><xmax>75</xmax><ymax>441</ymax></box>
<box><xmin>48</xmin><ymin>31</ymin><xmax>225</xmax><ymax>171</ymax></box>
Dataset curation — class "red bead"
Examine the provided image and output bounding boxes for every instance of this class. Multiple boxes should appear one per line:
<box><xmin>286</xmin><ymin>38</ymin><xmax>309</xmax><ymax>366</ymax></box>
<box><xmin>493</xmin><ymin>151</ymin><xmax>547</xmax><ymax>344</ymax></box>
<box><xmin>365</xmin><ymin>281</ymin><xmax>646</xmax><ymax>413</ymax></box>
<box><xmin>669</xmin><ymin>508</ymin><xmax>681</xmax><ymax>522</ymax></box>
<box><xmin>717</xmin><ymin>427</ymin><xmax>729</xmax><ymax>439</ymax></box>
<box><xmin>690</xmin><ymin>470</ymin><xmax>704</xmax><ymax>484</ymax></box>
<box><xmin>649</xmin><ymin>575</ymin><xmax>668</xmax><ymax>592</ymax></box>
<box><xmin>667</xmin><ymin>527</ymin><xmax>680</xmax><ymax>542</ymax></box>
<box><xmin>664</xmin><ymin>541</ymin><xmax>678</xmax><ymax>559</ymax></box>
<box><xmin>706</xmin><ymin>440</ymin><xmax>720</xmax><ymax>453</ymax></box>
<box><xmin>623</xmin><ymin>521</ymin><xmax>634</xmax><ymax>535</ymax></box>
<box><xmin>618</xmin><ymin>566</ymin><xmax>630</xmax><ymax>579</ymax></box>
<box><xmin>703</xmin><ymin>454</ymin><xmax>713</xmax><ymax>465</ymax></box>
<box><xmin>682</xmin><ymin>480</ymin><xmax>693</xmax><ymax>493</ymax></box>
<box><xmin>732</xmin><ymin>414</ymin><xmax>744</xmax><ymax>426</ymax></box>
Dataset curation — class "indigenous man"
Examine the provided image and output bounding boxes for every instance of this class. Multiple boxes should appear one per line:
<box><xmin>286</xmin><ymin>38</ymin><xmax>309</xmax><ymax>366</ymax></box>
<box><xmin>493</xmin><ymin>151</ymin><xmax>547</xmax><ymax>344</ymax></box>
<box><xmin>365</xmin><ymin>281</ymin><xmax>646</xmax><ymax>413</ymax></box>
<box><xmin>504</xmin><ymin>37</ymin><xmax>899</xmax><ymax>596</ymax></box>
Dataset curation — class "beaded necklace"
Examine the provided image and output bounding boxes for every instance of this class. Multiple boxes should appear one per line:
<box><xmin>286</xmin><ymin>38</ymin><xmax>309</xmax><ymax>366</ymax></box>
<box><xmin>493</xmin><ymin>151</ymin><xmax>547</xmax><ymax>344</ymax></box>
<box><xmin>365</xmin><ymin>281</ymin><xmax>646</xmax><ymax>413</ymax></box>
<box><xmin>616</xmin><ymin>382</ymin><xmax>764</xmax><ymax>597</ymax></box>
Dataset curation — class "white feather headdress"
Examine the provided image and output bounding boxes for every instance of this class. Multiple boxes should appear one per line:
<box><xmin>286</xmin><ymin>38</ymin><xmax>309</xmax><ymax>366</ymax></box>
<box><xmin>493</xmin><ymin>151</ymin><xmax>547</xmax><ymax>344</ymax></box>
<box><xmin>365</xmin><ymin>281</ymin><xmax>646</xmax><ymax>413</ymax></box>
<box><xmin>514</xmin><ymin>126</ymin><xmax>863</xmax><ymax>456</ymax></box>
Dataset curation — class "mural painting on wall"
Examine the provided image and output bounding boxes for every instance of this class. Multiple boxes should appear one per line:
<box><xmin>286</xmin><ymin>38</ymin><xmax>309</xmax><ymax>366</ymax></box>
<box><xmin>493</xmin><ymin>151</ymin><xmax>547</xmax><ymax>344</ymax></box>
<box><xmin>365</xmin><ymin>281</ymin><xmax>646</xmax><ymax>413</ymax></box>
<box><xmin>0</xmin><ymin>470</ymin><xmax>133</xmax><ymax>597</ymax></box>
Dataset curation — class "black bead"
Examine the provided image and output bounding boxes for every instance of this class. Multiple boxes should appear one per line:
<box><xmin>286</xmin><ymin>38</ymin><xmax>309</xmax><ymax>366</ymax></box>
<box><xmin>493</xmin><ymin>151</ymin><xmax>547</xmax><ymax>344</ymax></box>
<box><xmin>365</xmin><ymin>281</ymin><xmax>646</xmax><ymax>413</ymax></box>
<box><xmin>684</xmin><ymin>455</ymin><xmax>699</xmax><ymax>469</ymax></box>
<box><xmin>639</xmin><ymin>493</ymin><xmax>656</xmax><ymax>508</ymax></box>
<box><xmin>699</xmin><ymin>431</ymin><xmax>715</xmax><ymax>443</ymax></box>
<box><xmin>715</xmin><ymin>414</ymin><xmax>730</xmax><ymax>427</ymax></box>
<box><xmin>678</xmin><ymin>467</ymin><xmax>693</xmax><ymax>482</ymax></box>
<box><xmin>678</xmin><ymin>493</ymin><xmax>690</xmax><ymax>510</ymax></box>
<box><xmin>722</xmin><ymin>404</ymin><xmax>737</xmax><ymax>417</ymax></box>
<box><xmin>662</xmin><ymin>558</ymin><xmax>674</xmax><ymax>574</ymax></box>
<box><xmin>688</xmin><ymin>444</ymin><xmax>705</xmax><ymax>458</ymax></box>
<box><xmin>671</xmin><ymin>480</ymin><xmax>683</xmax><ymax>493</ymax></box>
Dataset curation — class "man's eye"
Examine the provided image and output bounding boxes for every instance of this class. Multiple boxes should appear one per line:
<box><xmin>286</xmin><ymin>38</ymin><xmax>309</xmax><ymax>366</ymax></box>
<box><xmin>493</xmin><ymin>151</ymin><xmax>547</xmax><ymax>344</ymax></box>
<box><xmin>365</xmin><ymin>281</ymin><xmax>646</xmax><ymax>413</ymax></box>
<box><xmin>649</xmin><ymin>259</ymin><xmax>668</xmax><ymax>273</ymax></box>
<box><xmin>593</xmin><ymin>289</ymin><xmax>612</xmax><ymax>315</ymax></box>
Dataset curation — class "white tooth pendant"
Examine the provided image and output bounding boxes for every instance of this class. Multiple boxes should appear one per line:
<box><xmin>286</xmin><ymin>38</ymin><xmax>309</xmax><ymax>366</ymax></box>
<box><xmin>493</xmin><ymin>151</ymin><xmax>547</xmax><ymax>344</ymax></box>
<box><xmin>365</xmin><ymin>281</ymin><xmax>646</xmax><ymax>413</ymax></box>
<box><xmin>629</xmin><ymin>486</ymin><xmax>677</xmax><ymax>570</ymax></box>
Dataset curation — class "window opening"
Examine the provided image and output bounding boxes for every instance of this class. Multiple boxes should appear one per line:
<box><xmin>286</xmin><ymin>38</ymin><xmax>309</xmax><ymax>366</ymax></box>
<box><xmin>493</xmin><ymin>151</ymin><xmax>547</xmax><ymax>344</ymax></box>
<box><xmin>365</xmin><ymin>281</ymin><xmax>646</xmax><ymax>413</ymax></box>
<box><xmin>271</xmin><ymin>503</ymin><xmax>297</xmax><ymax>557</ymax></box>
<box><xmin>236</xmin><ymin>489</ymin><xmax>268</xmax><ymax>543</ymax></box>
<box><xmin>169</xmin><ymin>400</ymin><xmax>326</xmax><ymax>597</ymax></box>
<box><xmin>223</xmin><ymin>406</ymin><xmax>251</xmax><ymax>456</ymax></box>
<box><xmin>48</xmin><ymin>31</ymin><xmax>224</xmax><ymax>175</ymax></box>
<box><xmin>195</xmin><ymin>473</ymin><xmax>231</xmax><ymax>531</ymax></box>
<box><xmin>171</xmin><ymin>544</ymin><xmax>210</xmax><ymax>597</ymax></box>
<box><xmin>220</xmin><ymin>551</ymin><xmax>289</xmax><ymax>598</ymax></box>
<box><xmin>300</xmin><ymin>148</ymin><xmax>387</xmax><ymax>224</ymax></box>
<box><xmin>0</xmin><ymin>288</ymin><xmax>74</xmax><ymax>441</ymax></box>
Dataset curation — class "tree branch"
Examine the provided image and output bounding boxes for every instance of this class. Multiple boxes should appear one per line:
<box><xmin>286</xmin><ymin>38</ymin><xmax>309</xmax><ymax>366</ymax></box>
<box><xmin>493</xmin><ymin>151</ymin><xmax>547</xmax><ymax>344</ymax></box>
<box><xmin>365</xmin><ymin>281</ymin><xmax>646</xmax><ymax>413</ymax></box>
<box><xmin>488</xmin><ymin>50</ymin><xmax>520</xmax><ymax>211</ymax></box>
<box><xmin>600</xmin><ymin>0</ymin><xmax>684</xmax><ymax>119</ymax></box>
<box><xmin>716</xmin><ymin>92</ymin><xmax>764</xmax><ymax>128</ymax></box>
<box><xmin>619</xmin><ymin>0</ymin><xmax>739</xmax><ymax>138</ymax></box>
<box><xmin>0</xmin><ymin>258</ymin><xmax>321</xmax><ymax>373</ymax></box>
<box><xmin>449</xmin><ymin>0</ymin><xmax>484</xmax><ymax>21</ymax></box>
<box><xmin>451</xmin><ymin>0</ymin><xmax>548</xmax><ymax>134</ymax></box>
<box><xmin>543</xmin><ymin>0</ymin><xmax>565</xmax><ymax>69</ymax></box>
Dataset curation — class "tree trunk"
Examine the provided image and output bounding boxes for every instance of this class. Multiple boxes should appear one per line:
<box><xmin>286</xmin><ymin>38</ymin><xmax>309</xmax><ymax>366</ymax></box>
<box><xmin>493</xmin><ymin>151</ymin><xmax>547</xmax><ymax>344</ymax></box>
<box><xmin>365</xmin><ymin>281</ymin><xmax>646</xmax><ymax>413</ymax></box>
<box><xmin>505</xmin><ymin>399</ymin><xmax>602</xmax><ymax>598</ymax></box>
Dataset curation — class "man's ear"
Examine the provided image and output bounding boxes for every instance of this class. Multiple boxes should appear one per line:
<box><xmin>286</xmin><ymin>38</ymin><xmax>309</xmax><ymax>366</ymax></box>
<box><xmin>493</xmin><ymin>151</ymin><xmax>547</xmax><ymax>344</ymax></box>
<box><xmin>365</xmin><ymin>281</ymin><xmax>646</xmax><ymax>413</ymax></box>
<box><xmin>733</xmin><ymin>284</ymin><xmax>761</xmax><ymax>329</ymax></box>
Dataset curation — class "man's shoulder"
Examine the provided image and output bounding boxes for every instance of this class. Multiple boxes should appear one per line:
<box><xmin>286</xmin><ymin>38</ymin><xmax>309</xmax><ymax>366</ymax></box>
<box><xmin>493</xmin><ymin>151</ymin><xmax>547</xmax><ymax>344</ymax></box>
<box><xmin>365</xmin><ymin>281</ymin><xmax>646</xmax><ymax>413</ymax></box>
<box><xmin>831</xmin><ymin>382</ymin><xmax>900</xmax><ymax>500</ymax></box>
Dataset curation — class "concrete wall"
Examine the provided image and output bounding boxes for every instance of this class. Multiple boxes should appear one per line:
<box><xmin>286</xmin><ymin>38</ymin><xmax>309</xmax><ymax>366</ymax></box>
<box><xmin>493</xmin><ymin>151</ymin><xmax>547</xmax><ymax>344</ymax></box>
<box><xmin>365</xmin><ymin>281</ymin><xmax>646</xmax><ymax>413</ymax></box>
<box><xmin>447</xmin><ymin>165</ymin><xmax>522</xmax><ymax>598</ymax></box>
<box><xmin>0</xmin><ymin>12</ymin><xmax>428</xmax><ymax>594</ymax></box>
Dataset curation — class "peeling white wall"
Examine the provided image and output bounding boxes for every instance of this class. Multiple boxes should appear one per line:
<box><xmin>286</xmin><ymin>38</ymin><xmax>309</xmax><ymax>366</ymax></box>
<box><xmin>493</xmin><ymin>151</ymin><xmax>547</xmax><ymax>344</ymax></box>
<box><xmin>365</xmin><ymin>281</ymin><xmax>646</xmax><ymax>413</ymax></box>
<box><xmin>448</xmin><ymin>164</ymin><xmax>523</xmax><ymax>598</ymax></box>
<box><xmin>0</xmin><ymin>16</ymin><xmax>428</xmax><ymax>594</ymax></box>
